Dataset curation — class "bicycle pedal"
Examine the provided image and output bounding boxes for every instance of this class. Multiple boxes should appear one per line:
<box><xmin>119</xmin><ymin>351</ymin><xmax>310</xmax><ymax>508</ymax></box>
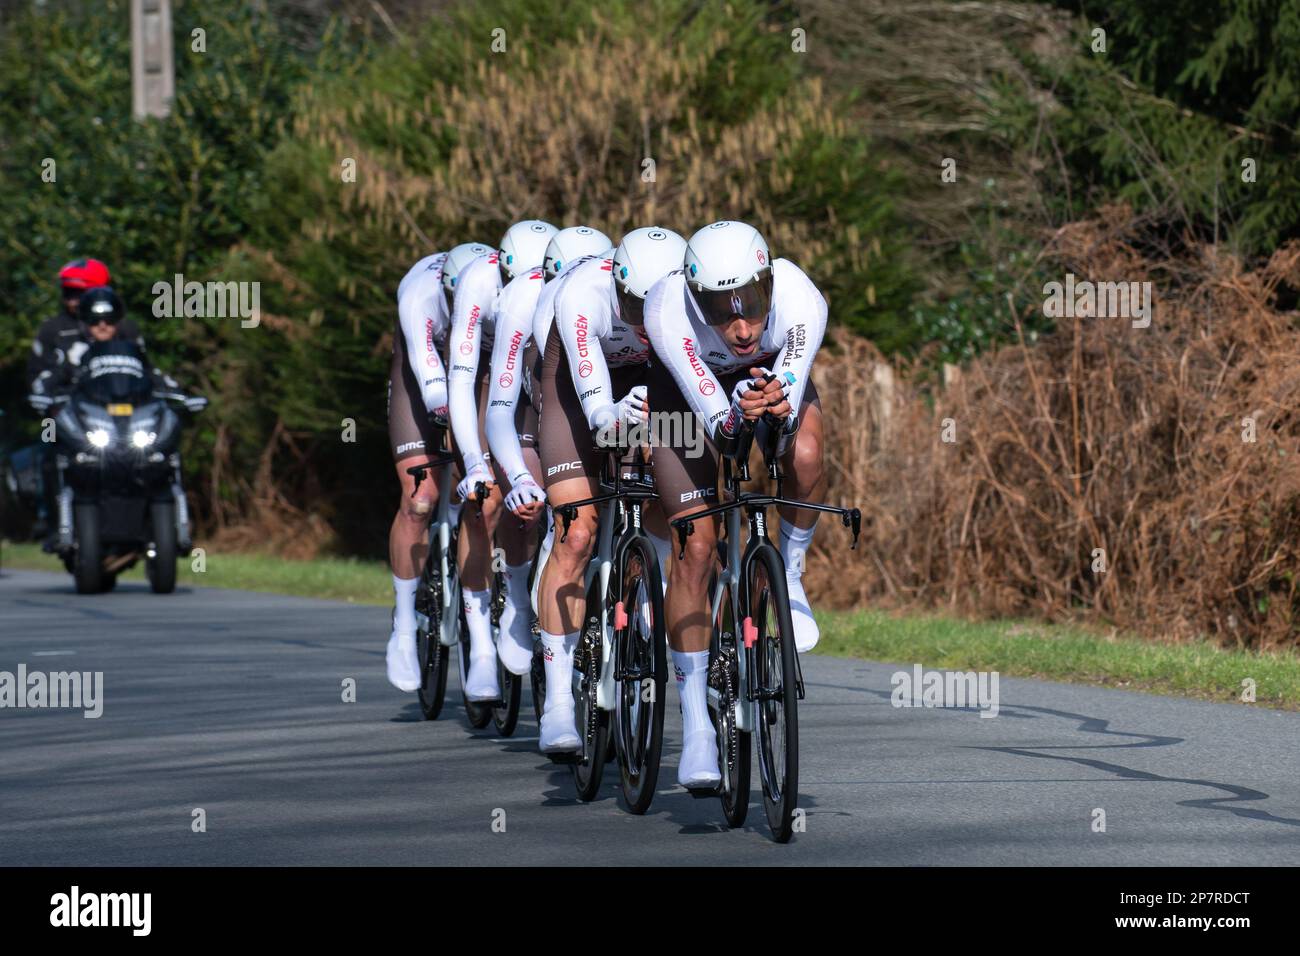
<box><xmin>685</xmin><ymin>783</ymin><xmax>722</xmax><ymax>799</ymax></box>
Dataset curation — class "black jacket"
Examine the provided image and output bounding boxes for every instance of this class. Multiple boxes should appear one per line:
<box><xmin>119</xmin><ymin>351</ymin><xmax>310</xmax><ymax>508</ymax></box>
<box><xmin>27</xmin><ymin>313</ymin><xmax>146</xmax><ymax>397</ymax></box>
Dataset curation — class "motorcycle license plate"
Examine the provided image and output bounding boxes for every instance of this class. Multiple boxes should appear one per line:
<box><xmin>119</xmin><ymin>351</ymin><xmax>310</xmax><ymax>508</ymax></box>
<box><xmin>107</xmin><ymin>403</ymin><xmax>134</xmax><ymax>416</ymax></box>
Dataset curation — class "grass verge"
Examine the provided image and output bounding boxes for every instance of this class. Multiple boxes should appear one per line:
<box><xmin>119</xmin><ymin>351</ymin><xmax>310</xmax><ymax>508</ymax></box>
<box><xmin>6</xmin><ymin>540</ymin><xmax>1297</xmax><ymax>709</ymax></box>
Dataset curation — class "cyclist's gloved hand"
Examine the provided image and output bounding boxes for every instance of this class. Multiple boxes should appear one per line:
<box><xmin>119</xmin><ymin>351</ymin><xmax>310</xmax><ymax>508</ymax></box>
<box><xmin>755</xmin><ymin>367</ymin><xmax>796</xmax><ymax>420</ymax></box>
<box><xmin>429</xmin><ymin>405</ymin><xmax>450</xmax><ymax>431</ymax></box>
<box><xmin>456</xmin><ymin>461</ymin><xmax>492</xmax><ymax>502</ymax></box>
<box><xmin>592</xmin><ymin>385</ymin><xmax>648</xmax><ymax>447</ymax></box>
<box><xmin>618</xmin><ymin>384</ymin><xmax>649</xmax><ymax>432</ymax></box>
<box><xmin>715</xmin><ymin>378</ymin><xmax>756</xmax><ymax>457</ymax></box>
<box><xmin>504</xmin><ymin>473</ymin><xmax>545</xmax><ymax>515</ymax></box>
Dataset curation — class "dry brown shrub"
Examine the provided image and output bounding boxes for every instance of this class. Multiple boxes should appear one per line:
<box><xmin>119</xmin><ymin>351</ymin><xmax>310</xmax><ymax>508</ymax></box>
<box><xmin>803</xmin><ymin>208</ymin><xmax>1300</xmax><ymax>648</ymax></box>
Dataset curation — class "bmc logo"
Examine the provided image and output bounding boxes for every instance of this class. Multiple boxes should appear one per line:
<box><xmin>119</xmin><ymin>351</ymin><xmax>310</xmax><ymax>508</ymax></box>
<box><xmin>547</xmin><ymin>460</ymin><xmax>581</xmax><ymax>478</ymax></box>
<box><xmin>679</xmin><ymin>488</ymin><xmax>717</xmax><ymax>502</ymax></box>
<box><xmin>577</xmin><ymin>359</ymin><xmax>593</xmax><ymax>378</ymax></box>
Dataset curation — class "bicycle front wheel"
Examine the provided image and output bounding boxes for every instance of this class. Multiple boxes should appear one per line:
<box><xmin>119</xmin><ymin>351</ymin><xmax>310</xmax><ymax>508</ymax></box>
<box><xmin>613</xmin><ymin>534</ymin><xmax>666</xmax><ymax>815</ymax></box>
<box><xmin>746</xmin><ymin>543</ymin><xmax>799</xmax><ymax>843</ymax></box>
<box><xmin>416</xmin><ymin>558</ymin><xmax>449</xmax><ymax>720</ymax></box>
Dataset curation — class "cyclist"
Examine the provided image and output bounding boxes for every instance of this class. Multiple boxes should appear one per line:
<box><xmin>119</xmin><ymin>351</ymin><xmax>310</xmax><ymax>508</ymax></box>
<box><xmin>533</xmin><ymin>226</ymin><xmax>686</xmax><ymax>754</ymax></box>
<box><xmin>642</xmin><ymin>219</ymin><xmax>827</xmax><ymax>788</ymax></box>
<box><xmin>386</xmin><ymin>243</ymin><xmax>491</xmax><ymax>692</ymax></box>
<box><xmin>443</xmin><ymin>224</ymin><xmax>560</xmax><ymax>700</ymax></box>
<box><xmin>444</xmin><ymin>224</ymin><xmax>612</xmax><ymax>702</ymax></box>
<box><xmin>482</xmin><ymin>222</ymin><xmax>600</xmax><ymax>679</ymax></box>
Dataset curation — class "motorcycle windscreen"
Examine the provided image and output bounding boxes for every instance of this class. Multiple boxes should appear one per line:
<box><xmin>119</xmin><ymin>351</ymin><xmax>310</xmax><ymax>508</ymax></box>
<box><xmin>77</xmin><ymin>340</ymin><xmax>152</xmax><ymax>406</ymax></box>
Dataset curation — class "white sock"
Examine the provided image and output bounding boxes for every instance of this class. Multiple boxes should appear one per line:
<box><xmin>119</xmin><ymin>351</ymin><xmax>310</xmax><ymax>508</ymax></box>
<box><xmin>645</xmin><ymin>529</ymin><xmax>672</xmax><ymax>586</ymax></box>
<box><xmin>392</xmin><ymin>575</ymin><xmax>418</xmax><ymax>633</ymax></box>
<box><xmin>463</xmin><ymin>588</ymin><xmax>493</xmax><ymax>659</ymax></box>
<box><xmin>531</xmin><ymin>507</ymin><xmax>555</xmax><ymax>616</ymax></box>
<box><xmin>672</xmin><ymin>649</ymin><xmax>711</xmax><ymax>738</ymax></box>
<box><xmin>780</xmin><ymin>518</ymin><xmax>817</xmax><ymax>582</ymax></box>
<box><xmin>503</xmin><ymin>561</ymin><xmax>531</xmax><ymax>612</ymax></box>
<box><xmin>541</xmin><ymin>629</ymin><xmax>577</xmax><ymax>711</ymax></box>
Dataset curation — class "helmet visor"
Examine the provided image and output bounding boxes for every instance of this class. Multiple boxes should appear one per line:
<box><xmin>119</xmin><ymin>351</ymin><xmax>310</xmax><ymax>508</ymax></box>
<box><xmin>689</xmin><ymin>268</ymin><xmax>773</xmax><ymax>326</ymax></box>
<box><xmin>615</xmin><ymin>285</ymin><xmax>645</xmax><ymax>327</ymax></box>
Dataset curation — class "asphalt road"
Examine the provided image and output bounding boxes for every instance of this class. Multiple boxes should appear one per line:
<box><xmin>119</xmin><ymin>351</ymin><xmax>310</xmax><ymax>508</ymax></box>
<box><xmin>1</xmin><ymin>567</ymin><xmax>1298</xmax><ymax>865</ymax></box>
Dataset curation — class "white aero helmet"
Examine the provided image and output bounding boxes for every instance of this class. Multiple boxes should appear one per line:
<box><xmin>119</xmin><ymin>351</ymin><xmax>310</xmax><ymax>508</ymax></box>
<box><xmin>612</xmin><ymin>226</ymin><xmax>688</xmax><ymax>325</ymax></box>
<box><xmin>543</xmin><ymin>225</ymin><xmax>613</xmax><ymax>280</ymax></box>
<box><xmin>683</xmin><ymin>220</ymin><xmax>774</xmax><ymax>326</ymax></box>
<box><xmin>498</xmin><ymin>220</ymin><xmax>558</xmax><ymax>283</ymax></box>
<box><xmin>441</xmin><ymin>242</ymin><xmax>493</xmax><ymax>296</ymax></box>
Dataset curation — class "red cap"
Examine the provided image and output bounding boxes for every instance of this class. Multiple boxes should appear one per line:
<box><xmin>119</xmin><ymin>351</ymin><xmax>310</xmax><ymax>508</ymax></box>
<box><xmin>59</xmin><ymin>258</ymin><xmax>111</xmax><ymax>291</ymax></box>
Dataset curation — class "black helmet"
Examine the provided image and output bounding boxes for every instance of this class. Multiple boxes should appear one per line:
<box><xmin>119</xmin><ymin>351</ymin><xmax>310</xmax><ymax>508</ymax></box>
<box><xmin>78</xmin><ymin>286</ymin><xmax>125</xmax><ymax>327</ymax></box>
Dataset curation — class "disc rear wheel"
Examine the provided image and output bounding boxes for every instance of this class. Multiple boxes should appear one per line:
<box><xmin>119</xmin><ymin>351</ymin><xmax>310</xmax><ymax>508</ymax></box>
<box><xmin>491</xmin><ymin>571</ymin><xmax>522</xmax><ymax>736</ymax></box>
<box><xmin>416</xmin><ymin>554</ymin><xmax>449</xmax><ymax>720</ymax></box>
<box><xmin>571</xmin><ymin>581</ymin><xmax>609</xmax><ymax>801</ymax></box>
<box><xmin>711</xmin><ymin>575</ymin><xmax>750</xmax><ymax>828</ymax></box>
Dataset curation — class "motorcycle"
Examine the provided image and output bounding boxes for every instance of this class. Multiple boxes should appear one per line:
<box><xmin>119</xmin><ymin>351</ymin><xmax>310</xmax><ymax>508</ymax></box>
<box><xmin>36</xmin><ymin>339</ymin><xmax>206</xmax><ymax>594</ymax></box>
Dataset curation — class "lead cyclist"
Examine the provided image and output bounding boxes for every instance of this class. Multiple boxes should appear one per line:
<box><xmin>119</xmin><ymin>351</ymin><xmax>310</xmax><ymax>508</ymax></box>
<box><xmin>641</xmin><ymin>220</ymin><xmax>828</xmax><ymax>787</ymax></box>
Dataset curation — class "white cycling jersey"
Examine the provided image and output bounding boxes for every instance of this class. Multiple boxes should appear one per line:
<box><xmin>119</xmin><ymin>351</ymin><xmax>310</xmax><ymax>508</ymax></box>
<box><xmin>484</xmin><ymin>264</ymin><xmax>547</xmax><ymax>485</ymax></box>
<box><xmin>553</xmin><ymin>251</ymin><xmax>652</xmax><ymax>431</ymax></box>
<box><xmin>395</xmin><ymin>252</ymin><xmax>451</xmax><ymax>417</ymax></box>
<box><xmin>643</xmin><ymin>257</ymin><xmax>827</xmax><ymax>434</ymax></box>
<box><xmin>447</xmin><ymin>251</ymin><xmax>504</xmax><ymax>472</ymax></box>
<box><xmin>530</xmin><ymin>248</ymin><xmax>612</xmax><ymax>358</ymax></box>
<box><xmin>397</xmin><ymin>252</ymin><xmax>445</xmax><ymax>303</ymax></box>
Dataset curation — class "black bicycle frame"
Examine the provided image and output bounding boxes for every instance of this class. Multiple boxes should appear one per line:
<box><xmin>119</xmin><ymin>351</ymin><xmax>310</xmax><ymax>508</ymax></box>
<box><xmin>671</xmin><ymin>414</ymin><xmax>862</xmax><ymax>701</ymax></box>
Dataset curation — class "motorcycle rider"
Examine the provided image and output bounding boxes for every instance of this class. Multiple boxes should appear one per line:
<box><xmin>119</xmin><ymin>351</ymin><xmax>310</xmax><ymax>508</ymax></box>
<box><xmin>28</xmin><ymin>259</ymin><xmax>146</xmax><ymax>398</ymax></box>
<box><xmin>26</xmin><ymin>263</ymin><xmax>147</xmax><ymax>540</ymax></box>
<box><xmin>31</xmin><ymin>288</ymin><xmax>192</xmax><ymax>402</ymax></box>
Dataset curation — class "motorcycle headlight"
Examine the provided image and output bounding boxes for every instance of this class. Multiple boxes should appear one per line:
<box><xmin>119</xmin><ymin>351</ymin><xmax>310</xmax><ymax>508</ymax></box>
<box><xmin>86</xmin><ymin>428</ymin><xmax>111</xmax><ymax>449</ymax></box>
<box><xmin>131</xmin><ymin>429</ymin><xmax>157</xmax><ymax>448</ymax></box>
